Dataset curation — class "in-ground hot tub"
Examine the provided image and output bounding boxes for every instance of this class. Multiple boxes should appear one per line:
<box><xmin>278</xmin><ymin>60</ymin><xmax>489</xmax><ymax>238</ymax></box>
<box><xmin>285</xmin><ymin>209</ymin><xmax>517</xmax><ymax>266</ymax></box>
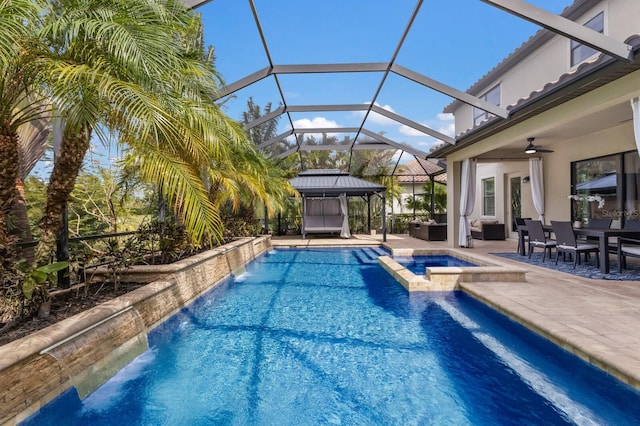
<box><xmin>379</xmin><ymin>249</ymin><xmax>527</xmax><ymax>291</ymax></box>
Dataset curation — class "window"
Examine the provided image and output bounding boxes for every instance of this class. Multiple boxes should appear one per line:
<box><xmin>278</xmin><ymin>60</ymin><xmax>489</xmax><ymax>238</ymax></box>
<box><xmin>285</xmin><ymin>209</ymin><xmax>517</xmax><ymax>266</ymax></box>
<box><xmin>570</xmin><ymin>12</ymin><xmax>604</xmax><ymax>67</ymax></box>
<box><xmin>473</xmin><ymin>84</ymin><xmax>500</xmax><ymax>127</ymax></box>
<box><xmin>570</xmin><ymin>150</ymin><xmax>640</xmax><ymax>225</ymax></box>
<box><xmin>482</xmin><ymin>177</ymin><xmax>495</xmax><ymax>216</ymax></box>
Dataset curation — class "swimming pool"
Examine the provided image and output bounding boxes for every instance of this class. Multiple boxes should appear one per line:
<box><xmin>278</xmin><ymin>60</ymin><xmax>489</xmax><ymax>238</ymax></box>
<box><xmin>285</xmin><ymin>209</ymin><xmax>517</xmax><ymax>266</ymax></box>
<box><xmin>23</xmin><ymin>248</ymin><xmax>640</xmax><ymax>425</ymax></box>
<box><xmin>394</xmin><ymin>254</ymin><xmax>476</xmax><ymax>274</ymax></box>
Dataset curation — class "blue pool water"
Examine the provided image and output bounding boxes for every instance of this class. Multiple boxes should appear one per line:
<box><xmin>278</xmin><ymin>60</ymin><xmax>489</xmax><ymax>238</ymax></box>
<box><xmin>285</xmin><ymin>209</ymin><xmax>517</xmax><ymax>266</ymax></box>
<box><xmin>394</xmin><ymin>254</ymin><xmax>476</xmax><ymax>274</ymax></box>
<box><xmin>24</xmin><ymin>248</ymin><xmax>640</xmax><ymax>425</ymax></box>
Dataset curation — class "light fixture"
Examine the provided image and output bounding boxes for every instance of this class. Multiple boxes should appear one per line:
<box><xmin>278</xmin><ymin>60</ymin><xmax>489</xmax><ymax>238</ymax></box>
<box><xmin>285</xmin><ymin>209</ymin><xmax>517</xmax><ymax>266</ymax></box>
<box><xmin>524</xmin><ymin>137</ymin><xmax>554</xmax><ymax>154</ymax></box>
<box><xmin>524</xmin><ymin>141</ymin><xmax>537</xmax><ymax>154</ymax></box>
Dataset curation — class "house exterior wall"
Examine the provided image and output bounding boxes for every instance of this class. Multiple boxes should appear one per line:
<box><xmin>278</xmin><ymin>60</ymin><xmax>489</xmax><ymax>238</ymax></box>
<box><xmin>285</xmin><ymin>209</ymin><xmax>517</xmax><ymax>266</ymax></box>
<box><xmin>445</xmin><ymin>69</ymin><xmax>640</xmax><ymax>246</ymax></box>
<box><xmin>444</xmin><ymin>0</ymin><xmax>640</xmax><ymax>247</ymax></box>
<box><xmin>452</xmin><ymin>0</ymin><xmax>640</xmax><ymax>136</ymax></box>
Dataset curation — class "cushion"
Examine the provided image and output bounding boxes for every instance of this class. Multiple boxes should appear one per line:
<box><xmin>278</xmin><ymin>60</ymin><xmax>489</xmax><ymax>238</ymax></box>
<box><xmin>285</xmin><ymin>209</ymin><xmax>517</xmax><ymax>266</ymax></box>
<box><xmin>324</xmin><ymin>215</ymin><xmax>343</xmax><ymax>228</ymax></box>
<box><xmin>305</xmin><ymin>216</ymin><xmax>324</xmax><ymax>228</ymax></box>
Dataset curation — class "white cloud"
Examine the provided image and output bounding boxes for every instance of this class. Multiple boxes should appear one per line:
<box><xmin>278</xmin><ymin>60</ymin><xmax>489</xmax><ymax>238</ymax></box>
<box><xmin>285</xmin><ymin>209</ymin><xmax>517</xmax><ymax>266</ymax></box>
<box><xmin>353</xmin><ymin>102</ymin><xmax>397</xmax><ymax>126</ymax></box>
<box><xmin>291</xmin><ymin>116</ymin><xmax>342</xmax><ymax>140</ymax></box>
<box><xmin>438</xmin><ymin>122</ymin><xmax>455</xmax><ymax>138</ymax></box>
<box><xmin>437</xmin><ymin>113</ymin><xmax>454</xmax><ymax>121</ymax></box>
<box><xmin>399</xmin><ymin>124</ymin><xmax>428</xmax><ymax>137</ymax></box>
<box><xmin>293</xmin><ymin>116</ymin><xmax>339</xmax><ymax>129</ymax></box>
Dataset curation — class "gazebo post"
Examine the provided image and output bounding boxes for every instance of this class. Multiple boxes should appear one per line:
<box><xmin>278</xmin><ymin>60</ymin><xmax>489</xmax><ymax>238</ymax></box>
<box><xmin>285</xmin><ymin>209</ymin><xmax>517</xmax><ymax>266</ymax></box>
<box><xmin>382</xmin><ymin>192</ymin><xmax>387</xmax><ymax>242</ymax></box>
<box><xmin>302</xmin><ymin>194</ymin><xmax>307</xmax><ymax>239</ymax></box>
<box><xmin>367</xmin><ymin>194</ymin><xmax>372</xmax><ymax>233</ymax></box>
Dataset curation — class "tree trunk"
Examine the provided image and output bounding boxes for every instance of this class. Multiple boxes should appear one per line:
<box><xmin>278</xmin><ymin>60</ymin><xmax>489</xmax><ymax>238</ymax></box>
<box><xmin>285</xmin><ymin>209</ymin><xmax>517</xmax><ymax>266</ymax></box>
<box><xmin>12</xmin><ymin>177</ymin><xmax>35</xmax><ymax>263</ymax></box>
<box><xmin>34</xmin><ymin>125</ymin><xmax>91</xmax><ymax>266</ymax></box>
<box><xmin>0</xmin><ymin>122</ymin><xmax>20</xmax><ymax>251</ymax></box>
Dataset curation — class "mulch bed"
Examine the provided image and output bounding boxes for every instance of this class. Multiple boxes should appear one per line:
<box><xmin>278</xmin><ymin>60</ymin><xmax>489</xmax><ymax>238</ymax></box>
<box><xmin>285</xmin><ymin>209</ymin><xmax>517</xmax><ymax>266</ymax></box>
<box><xmin>0</xmin><ymin>282</ymin><xmax>146</xmax><ymax>347</ymax></box>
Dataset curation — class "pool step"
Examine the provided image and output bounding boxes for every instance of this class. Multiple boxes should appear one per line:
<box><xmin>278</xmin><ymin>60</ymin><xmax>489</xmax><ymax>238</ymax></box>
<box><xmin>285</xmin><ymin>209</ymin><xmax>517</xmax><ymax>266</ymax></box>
<box><xmin>355</xmin><ymin>247</ymin><xmax>389</xmax><ymax>264</ymax></box>
<box><xmin>370</xmin><ymin>247</ymin><xmax>390</xmax><ymax>257</ymax></box>
<box><xmin>353</xmin><ymin>250</ymin><xmax>374</xmax><ymax>264</ymax></box>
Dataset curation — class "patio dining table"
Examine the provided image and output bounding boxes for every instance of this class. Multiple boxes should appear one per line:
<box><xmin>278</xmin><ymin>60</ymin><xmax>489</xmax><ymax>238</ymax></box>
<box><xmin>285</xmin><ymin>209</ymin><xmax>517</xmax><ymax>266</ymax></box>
<box><xmin>517</xmin><ymin>224</ymin><xmax>640</xmax><ymax>274</ymax></box>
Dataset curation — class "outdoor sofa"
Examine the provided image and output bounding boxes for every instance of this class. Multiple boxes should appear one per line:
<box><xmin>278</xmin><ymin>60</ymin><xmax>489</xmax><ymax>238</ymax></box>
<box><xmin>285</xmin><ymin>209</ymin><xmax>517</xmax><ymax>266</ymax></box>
<box><xmin>409</xmin><ymin>219</ymin><xmax>447</xmax><ymax>241</ymax></box>
<box><xmin>470</xmin><ymin>219</ymin><xmax>506</xmax><ymax>240</ymax></box>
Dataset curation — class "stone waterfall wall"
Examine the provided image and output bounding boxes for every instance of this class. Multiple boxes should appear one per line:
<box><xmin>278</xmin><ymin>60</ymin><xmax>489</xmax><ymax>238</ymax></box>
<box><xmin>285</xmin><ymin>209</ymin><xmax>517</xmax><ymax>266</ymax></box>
<box><xmin>0</xmin><ymin>236</ymin><xmax>271</xmax><ymax>425</ymax></box>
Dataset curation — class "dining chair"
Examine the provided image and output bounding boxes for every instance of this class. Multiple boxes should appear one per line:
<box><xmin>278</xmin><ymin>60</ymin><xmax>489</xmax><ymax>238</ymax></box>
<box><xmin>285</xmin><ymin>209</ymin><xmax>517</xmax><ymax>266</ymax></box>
<box><xmin>551</xmin><ymin>220</ymin><xmax>600</xmax><ymax>269</ymax></box>
<box><xmin>623</xmin><ymin>219</ymin><xmax>640</xmax><ymax>230</ymax></box>
<box><xmin>617</xmin><ymin>237</ymin><xmax>640</xmax><ymax>272</ymax></box>
<box><xmin>514</xmin><ymin>217</ymin><xmax>531</xmax><ymax>254</ymax></box>
<box><xmin>585</xmin><ymin>218</ymin><xmax>612</xmax><ymax>228</ymax></box>
<box><xmin>583</xmin><ymin>218</ymin><xmax>613</xmax><ymax>244</ymax></box>
<box><xmin>524</xmin><ymin>220</ymin><xmax>556</xmax><ymax>262</ymax></box>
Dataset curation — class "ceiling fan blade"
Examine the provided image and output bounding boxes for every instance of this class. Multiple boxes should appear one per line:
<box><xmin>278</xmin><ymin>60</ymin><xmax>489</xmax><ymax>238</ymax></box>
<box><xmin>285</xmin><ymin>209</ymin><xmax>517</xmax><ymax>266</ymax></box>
<box><xmin>535</xmin><ymin>146</ymin><xmax>554</xmax><ymax>153</ymax></box>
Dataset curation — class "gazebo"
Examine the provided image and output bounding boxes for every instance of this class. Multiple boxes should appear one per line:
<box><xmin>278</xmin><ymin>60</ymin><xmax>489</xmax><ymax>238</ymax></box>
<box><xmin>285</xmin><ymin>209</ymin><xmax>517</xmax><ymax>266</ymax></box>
<box><xmin>289</xmin><ymin>170</ymin><xmax>387</xmax><ymax>241</ymax></box>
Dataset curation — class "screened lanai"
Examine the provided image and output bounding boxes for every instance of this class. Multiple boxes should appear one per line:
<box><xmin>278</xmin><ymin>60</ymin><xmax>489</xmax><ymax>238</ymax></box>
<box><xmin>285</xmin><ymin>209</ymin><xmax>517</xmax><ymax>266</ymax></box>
<box><xmin>183</xmin><ymin>0</ymin><xmax>633</xmax><ymax>179</ymax></box>
<box><xmin>183</xmin><ymin>0</ymin><xmax>638</xmax><ymax>245</ymax></box>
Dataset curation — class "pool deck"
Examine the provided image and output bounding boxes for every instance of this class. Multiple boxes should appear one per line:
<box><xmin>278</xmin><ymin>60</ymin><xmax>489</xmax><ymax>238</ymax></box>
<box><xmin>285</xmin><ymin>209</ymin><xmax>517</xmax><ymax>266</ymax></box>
<box><xmin>271</xmin><ymin>234</ymin><xmax>640</xmax><ymax>390</ymax></box>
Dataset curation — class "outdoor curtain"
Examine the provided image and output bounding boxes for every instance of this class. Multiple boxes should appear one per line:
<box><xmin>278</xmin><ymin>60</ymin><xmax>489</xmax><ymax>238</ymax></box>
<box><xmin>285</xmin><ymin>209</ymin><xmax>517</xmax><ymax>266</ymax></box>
<box><xmin>339</xmin><ymin>193</ymin><xmax>351</xmax><ymax>238</ymax></box>
<box><xmin>458</xmin><ymin>158</ymin><xmax>476</xmax><ymax>247</ymax></box>
<box><xmin>529</xmin><ymin>158</ymin><xmax>545</xmax><ymax>222</ymax></box>
<box><xmin>632</xmin><ymin>97</ymin><xmax>640</xmax><ymax>155</ymax></box>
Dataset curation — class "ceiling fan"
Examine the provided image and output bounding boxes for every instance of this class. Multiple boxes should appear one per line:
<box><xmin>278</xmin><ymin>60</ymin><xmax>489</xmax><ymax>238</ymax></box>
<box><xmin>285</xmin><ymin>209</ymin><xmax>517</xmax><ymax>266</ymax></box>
<box><xmin>524</xmin><ymin>137</ymin><xmax>553</xmax><ymax>154</ymax></box>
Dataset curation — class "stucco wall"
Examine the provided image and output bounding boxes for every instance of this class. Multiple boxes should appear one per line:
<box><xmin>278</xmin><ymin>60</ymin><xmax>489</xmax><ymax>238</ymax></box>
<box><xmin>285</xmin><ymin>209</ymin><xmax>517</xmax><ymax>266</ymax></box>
<box><xmin>453</xmin><ymin>0</ymin><xmax>640</xmax><ymax>135</ymax></box>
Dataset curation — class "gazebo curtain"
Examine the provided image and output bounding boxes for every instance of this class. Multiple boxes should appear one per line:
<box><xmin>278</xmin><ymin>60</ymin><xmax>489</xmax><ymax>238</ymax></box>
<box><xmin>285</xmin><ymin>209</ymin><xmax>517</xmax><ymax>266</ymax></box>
<box><xmin>529</xmin><ymin>158</ymin><xmax>545</xmax><ymax>222</ymax></box>
<box><xmin>458</xmin><ymin>158</ymin><xmax>476</xmax><ymax>247</ymax></box>
<box><xmin>632</xmin><ymin>97</ymin><xmax>640</xmax><ymax>154</ymax></box>
<box><xmin>339</xmin><ymin>193</ymin><xmax>351</xmax><ymax>238</ymax></box>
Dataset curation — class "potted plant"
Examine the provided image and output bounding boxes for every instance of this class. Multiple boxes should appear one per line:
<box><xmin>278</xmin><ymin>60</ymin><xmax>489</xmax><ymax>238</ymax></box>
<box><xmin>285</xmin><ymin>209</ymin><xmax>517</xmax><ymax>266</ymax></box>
<box><xmin>568</xmin><ymin>194</ymin><xmax>605</xmax><ymax>228</ymax></box>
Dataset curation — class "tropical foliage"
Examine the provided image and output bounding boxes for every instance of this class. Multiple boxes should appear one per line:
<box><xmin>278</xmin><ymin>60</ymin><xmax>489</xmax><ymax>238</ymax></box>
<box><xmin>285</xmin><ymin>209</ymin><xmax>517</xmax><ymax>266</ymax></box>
<box><xmin>404</xmin><ymin>180</ymin><xmax>447</xmax><ymax>214</ymax></box>
<box><xmin>0</xmin><ymin>0</ymin><xmax>293</xmax><ymax>323</ymax></box>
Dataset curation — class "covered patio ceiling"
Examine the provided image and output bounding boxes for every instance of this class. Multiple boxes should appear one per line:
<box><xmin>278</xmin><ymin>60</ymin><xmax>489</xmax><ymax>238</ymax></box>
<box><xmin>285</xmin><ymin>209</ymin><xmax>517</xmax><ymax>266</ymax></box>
<box><xmin>183</xmin><ymin>0</ymin><xmax>637</xmax><ymax>175</ymax></box>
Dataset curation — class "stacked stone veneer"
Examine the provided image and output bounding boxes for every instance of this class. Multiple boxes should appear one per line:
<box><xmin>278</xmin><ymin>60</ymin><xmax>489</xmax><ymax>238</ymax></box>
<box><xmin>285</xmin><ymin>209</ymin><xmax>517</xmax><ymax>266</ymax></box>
<box><xmin>0</xmin><ymin>236</ymin><xmax>271</xmax><ymax>425</ymax></box>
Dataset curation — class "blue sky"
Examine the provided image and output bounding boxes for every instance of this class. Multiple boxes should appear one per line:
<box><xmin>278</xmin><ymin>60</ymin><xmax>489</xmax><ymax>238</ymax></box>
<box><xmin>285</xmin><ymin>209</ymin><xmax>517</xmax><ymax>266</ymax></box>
<box><xmin>197</xmin><ymin>0</ymin><xmax>575</xmax><ymax>159</ymax></box>
<box><xmin>31</xmin><ymin>0</ymin><xmax>575</xmax><ymax>177</ymax></box>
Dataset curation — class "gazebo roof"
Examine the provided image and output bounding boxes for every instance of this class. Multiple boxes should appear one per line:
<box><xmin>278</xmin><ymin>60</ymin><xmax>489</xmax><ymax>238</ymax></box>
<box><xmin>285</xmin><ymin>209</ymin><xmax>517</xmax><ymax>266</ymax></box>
<box><xmin>290</xmin><ymin>169</ymin><xmax>386</xmax><ymax>197</ymax></box>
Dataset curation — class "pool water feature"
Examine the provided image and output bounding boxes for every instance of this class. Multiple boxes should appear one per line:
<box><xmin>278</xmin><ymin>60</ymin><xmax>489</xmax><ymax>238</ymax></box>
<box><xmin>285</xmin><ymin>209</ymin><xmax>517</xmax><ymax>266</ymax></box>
<box><xmin>394</xmin><ymin>254</ymin><xmax>476</xmax><ymax>275</ymax></box>
<box><xmin>23</xmin><ymin>248</ymin><xmax>640</xmax><ymax>425</ymax></box>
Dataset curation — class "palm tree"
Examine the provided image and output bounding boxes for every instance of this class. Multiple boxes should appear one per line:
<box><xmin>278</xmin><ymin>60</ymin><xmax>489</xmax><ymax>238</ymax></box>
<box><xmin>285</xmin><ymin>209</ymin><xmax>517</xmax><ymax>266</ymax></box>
<box><xmin>0</xmin><ymin>0</ymin><xmax>48</xmax><ymax>254</ymax></box>
<box><xmin>33</xmin><ymin>0</ymin><xmax>233</xmax><ymax>264</ymax></box>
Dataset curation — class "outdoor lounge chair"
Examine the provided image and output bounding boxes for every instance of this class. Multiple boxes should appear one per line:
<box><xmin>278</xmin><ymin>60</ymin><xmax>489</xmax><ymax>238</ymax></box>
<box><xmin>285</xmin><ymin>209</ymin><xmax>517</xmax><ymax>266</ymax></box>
<box><xmin>552</xmin><ymin>220</ymin><xmax>600</xmax><ymax>269</ymax></box>
<box><xmin>617</xmin><ymin>237</ymin><xmax>640</xmax><ymax>273</ymax></box>
<box><xmin>525</xmin><ymin>220</ymin><xmax>556</xmax><ymax>262</ymax></box>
